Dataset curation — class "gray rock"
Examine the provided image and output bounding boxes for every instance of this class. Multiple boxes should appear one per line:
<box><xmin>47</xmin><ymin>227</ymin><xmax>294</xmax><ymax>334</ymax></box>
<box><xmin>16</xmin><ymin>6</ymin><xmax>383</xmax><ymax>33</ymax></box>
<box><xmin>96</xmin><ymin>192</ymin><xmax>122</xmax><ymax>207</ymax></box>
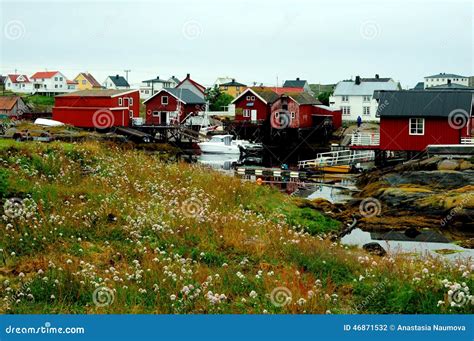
<box><xmin>363</xmin><ymin>242</ymin><xmax>387</xmax><ymax>256</ymax></box>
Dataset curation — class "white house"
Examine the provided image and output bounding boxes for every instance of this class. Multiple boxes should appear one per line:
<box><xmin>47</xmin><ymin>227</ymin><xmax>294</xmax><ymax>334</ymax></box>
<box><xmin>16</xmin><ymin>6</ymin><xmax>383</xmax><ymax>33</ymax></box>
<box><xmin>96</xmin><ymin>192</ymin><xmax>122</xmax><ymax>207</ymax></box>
<box><xmin>424</xmin><ymin>73</ymin><xmax>469</xmax><ymax>89</ymax></box>
<box><xmin>330</xmin><ymin>75</ymin><xmax>400</xmax><ymax>122</ymax></box>
<box><xmin>4</xmin><ymin>74</ymin><xmax>34</xmax><ymax>93</ymax></box>
<box><xmin>139</xmin><ymin>76</ymin><xmax>180</xmax><ymax>100</ymax></box>
<box><xmin>175</xmin><ymin>73</ymin><xmax>206</xmax><ymax>99</ymax></box>
<box><xmin>103</xmin><ymin>75</ymin><xmax>130</xmax><ymax>90</ymax></box>
<box><xmin>30</xmin><ymin>71</ymin><xmax>76</xmax><ymax>95</ymax></box>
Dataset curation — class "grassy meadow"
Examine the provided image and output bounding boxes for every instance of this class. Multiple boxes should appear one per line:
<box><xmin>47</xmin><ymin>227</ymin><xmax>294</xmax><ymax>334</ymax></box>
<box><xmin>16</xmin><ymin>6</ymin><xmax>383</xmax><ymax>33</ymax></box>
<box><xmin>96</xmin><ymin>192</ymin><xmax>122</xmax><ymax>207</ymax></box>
<box><xmin>0</xmin><ymin>140</ymin><xmax>472</xmax><ymax>314</ymax></box>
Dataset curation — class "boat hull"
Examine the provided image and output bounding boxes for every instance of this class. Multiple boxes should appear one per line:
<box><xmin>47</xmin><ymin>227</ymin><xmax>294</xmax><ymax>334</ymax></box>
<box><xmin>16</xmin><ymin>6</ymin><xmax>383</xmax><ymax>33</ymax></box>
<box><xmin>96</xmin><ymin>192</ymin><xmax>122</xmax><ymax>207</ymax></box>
<box><xmin>198</xmin><ymin>143</ymin><xmax>241</xmax><ymax>154</ymax></box>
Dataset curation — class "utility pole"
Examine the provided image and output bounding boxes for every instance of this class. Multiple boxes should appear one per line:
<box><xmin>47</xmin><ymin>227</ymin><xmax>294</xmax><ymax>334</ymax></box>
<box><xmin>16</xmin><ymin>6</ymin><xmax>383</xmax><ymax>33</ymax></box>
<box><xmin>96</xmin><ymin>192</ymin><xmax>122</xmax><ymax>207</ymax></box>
<box><xmin>124</xmin><ymin>69</ymin><xmax>131</xmax><ymax>82</ymax></box>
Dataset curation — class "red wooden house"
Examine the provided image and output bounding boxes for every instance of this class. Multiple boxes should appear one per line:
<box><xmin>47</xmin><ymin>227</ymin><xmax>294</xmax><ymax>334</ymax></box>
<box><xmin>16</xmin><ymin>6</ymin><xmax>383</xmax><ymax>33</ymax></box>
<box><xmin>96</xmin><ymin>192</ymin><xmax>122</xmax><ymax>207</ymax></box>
<box><xmin>231</xmin><ymin>88</ymin><xmax>279</xmax><ymax>123</ymax></box>
<box><xmin>143</xmin><ymin>88</ymin><xmax>206</xmax><ymax>125</ymax></box>
<box><xmin>52</xmin><ymin>89</ymin><xmax>140</xmax><ymax>128</ymax></box>
<box><xmin>377</xmin><ymin>90</ymin><xmax>473</xmax><ymax>151</ymax></box>
<box><xmin>270</xmin><ymin>93</ymin><xmax>322</xmax><ymax>129</ymax></box>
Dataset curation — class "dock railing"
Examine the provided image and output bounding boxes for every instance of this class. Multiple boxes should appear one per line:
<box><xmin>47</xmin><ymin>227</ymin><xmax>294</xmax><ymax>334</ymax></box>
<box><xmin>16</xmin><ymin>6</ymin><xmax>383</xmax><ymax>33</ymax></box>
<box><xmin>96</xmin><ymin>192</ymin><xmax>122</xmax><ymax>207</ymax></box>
<box><xmin>350</xmin><ymin>132</ymin><xmax>380</xmax><ymax>146</ymax></box>
<box><xmin>461</xmin><ymin>137</ymin><xmax>474</xmax><ymax>145</ymax></box>
<box><xmin>298</xmin><ymin>149</ymin><xmax>375</xmax><ymax>169</ymax></box>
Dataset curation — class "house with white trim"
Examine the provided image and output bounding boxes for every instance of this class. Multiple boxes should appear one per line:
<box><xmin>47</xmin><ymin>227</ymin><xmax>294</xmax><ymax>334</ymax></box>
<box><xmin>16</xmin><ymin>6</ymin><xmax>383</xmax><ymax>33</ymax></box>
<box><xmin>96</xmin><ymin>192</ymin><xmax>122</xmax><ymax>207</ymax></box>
<box><xmin>330</xmin><ymin>75</ymin><xmax>401</xmax><ymax>122</ymax></box>
<box><xmin>4</xmin><ymin>74</ymin><xmax>34</xmax><ymax>93</ymax></box>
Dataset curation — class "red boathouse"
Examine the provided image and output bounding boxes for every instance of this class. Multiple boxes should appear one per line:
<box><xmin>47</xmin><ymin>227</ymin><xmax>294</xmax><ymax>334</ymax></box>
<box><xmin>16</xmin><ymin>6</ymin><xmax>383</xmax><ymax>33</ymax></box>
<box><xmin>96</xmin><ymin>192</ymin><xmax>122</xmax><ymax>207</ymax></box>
<box><xmin>52</xmin><ymin>89</ymin><xmax>140</xmax><ymax>128</ymax></box>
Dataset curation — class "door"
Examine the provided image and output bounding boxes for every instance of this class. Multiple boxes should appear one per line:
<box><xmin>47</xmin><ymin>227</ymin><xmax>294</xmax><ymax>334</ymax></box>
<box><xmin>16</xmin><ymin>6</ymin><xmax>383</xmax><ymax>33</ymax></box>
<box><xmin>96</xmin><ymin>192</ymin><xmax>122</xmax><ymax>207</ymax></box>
<box><xmin>160</xmin><ymin>111</ymin><xmax>167</xmax><ymax>125</ymax></box>
<box><xmin>251</xmin><ymin>110</ymin><xmax>257</xmax><ymax>122</ymax></box>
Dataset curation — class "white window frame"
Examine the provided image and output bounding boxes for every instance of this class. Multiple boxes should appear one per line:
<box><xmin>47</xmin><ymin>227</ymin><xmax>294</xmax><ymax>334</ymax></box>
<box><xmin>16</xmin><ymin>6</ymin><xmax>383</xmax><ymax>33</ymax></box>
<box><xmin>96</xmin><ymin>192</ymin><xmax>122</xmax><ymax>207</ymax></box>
<box><xmin>129</xmin><ymin>110</ymin><xmax>133</xmax><ymax>117</ymax></box>
<box><xmin>129</xmin><ymin>97</ymin><xmax>133</xmax><ymax>105</ymax></box>
<box><xmin>243</xmin><ymin>109</ymin><xmax>250</xmax><ymax>118</ymax></box>
<box><xmin>291</xmin><ymin>112</ymin><xmax>296</xmax><ymax>119</ymax></box>
<box><xmin>342</xmin><ymin>95</ymin><xmax>349</xmax><ymax>102</ymax></box>
<box><xmin>363</xmin><ymin>106</ymin><xmax>370</xmax><ymax>116</ymax></box>
<box><xmin>363</xmin><ymin>95</ymin><xmax>371</xmax><ymax>102</ymax></box>
<box><xmin>152</xmin><ymin>111</ymin><xmax>159</xmax><ymax>117</ymax></box>
<box><xmin>341</xmin><ymin>106</ymin><xmax>351</xmax><ymax>115</ymax></box>
<box><xmin>118</xmin><ymin>98</ymin><xmax>123</xmax><ymax>106</ymax></box>
<box><xmin>409</xmin><ymin>118</ymin><xmax>425</xmax><ymax>135</ymax></box>
<box><xmin>250</xmin><ymin>96</ymin><xmax>255</xmax><ymax>101</ymax></box>
<box><xmin>162</xmin><ymin>96</ymin><xmax>168</xmax><ymax>105</ymax></box>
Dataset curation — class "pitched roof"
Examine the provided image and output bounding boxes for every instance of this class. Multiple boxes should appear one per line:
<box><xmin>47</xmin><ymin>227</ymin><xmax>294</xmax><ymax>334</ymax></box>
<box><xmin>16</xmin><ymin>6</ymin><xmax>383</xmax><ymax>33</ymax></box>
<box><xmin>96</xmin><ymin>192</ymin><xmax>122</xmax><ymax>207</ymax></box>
<box><xmin>76</xmin><ymin>72</ymin><xmax>101</xmax><ymax>87</ymax></box>
<box><xmin>0</xmin><ymin>96</ymin><xmax>20</xmax><ymax>110</ymax></box>
<box><xmin>425</xmin><ymin>73</ymin><xmax>467</xmax><ymax>79</ymax></box>
<box><xmin>251</xmin><ymin>88</ymin><xmax>280</xmax><ymax>103</ymax></box>
<box><xmin>107</xmin><ymin>75</ymin><xmax>130</xmax><ymax>87</ymax></box>
<box><xmin>283</xmin><ymin>79</ymin><xmax>307</xmax><ymax>88</ymax></box>
<box><xmin>143</xmin><ymin>88</ymin><xmax>206</xmax><ymax>104</ymax></box>
<box><xmin>286</xmin><ymin>92</ymin><xmax>321</xmax><ymax>105</ymax></box>
<box><xmin>168</xmin><ymin>76</ymin><xmax>180</xmax><ymax>84</ymax></box>
<box><xmin>57</xmin><ymin>89</ymin><xmax>138</xmax><ymax>97</ymax></box>
<box><xmin>376</xmin><ymin>90</ymin><xmax>474</xmax><ymax>118</ymax></box>
<box><xmin>220</xmin><ymin>79</ymin><xmax>246</xmax><ymax>87</ymax></box>
<box><xmin>31</xmin><ymin>71</ymin><xmax>59</xmax><ymax>79</ymax></box>
<box><xmin>176</xmin><ymin>74</ymin><xmax>206</xmax><ymax>94</ymax></box>
<box><xmin>8</xmin><ymin>74</ymin><xmax>30</xmax><ymax>83</ymax></box>
<box><xmin>333</xmin><ymin>79</ymin><xmax>400</xmax><ymax>96</ymax></box>
<box><xmin>413</xmin><ymin>82</ymin><xmax>425</xmax><ymax>90</ymax></box>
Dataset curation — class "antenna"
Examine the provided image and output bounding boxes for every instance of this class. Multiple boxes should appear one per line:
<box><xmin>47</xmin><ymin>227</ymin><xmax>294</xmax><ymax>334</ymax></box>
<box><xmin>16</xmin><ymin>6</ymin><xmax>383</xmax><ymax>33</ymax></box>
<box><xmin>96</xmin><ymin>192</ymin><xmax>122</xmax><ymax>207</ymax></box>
<box><xmin>124</xmin><ymin>69</ymin><xmax>131</xmax><ymax>82</ymax></box>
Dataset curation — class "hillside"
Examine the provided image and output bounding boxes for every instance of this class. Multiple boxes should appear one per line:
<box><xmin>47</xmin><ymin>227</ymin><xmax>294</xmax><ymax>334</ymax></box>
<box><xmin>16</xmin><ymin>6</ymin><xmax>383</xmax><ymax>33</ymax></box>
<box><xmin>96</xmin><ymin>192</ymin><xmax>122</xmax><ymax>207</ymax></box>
<box><xmin>0</xmin><ymin>140</ymin><xmax>472</xmax><ymax>313</ymax></box>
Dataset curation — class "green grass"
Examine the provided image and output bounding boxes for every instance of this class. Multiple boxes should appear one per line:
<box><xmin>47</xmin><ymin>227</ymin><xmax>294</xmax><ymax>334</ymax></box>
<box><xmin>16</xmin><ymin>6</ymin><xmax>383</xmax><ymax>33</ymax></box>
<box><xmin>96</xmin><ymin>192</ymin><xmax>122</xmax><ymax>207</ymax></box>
<box><xmin>0</xmin><ymin>139</ymin><xmax>472</xmax><ymax>314</ymax></box>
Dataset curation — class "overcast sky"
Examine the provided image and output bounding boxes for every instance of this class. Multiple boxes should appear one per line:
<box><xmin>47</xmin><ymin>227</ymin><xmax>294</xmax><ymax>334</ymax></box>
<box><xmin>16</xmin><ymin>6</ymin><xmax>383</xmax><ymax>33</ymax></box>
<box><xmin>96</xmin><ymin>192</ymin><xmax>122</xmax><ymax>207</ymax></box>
<box><xmin>0</xmin><ymin>0</ymin><xmax>472</xmax><ymax>88</ymax></box>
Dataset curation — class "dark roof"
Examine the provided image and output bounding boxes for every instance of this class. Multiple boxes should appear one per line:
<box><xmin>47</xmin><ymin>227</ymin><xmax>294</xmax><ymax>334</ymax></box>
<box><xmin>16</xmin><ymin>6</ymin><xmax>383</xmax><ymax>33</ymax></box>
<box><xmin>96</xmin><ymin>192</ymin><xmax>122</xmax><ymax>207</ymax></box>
<box><xmin>286</xmin><ymin>92</ymin><xmax>321</xmax><ymax>105</ymax></box>
<box><xmin>108</xmin><ymin>75</ymin><xmax>130</xmax><ymax>87</ymax></box>
<box><xmin>376</xmin><ymin>90</ymin><xmax>474</xmax><ymax>118</ymax></box>
<box><xmin>142</xmin><ymin>77</ymin><xmax>173</xmax><ymax>84</ymax></box>
<box><xmin>146</xmin><ymin>88</ymin><xmax>205</xmax><ymax>104</ymax></box>
<box><xmin>425</xmin><ymin>73</ymin><xmax>467</xmax><ymax>79</ymax></box>
<box><xmin>57</xmin><ymin>89</ymin><xmax>137</xmax><ymax>97</ymax></box>
<box><xmin>413</xmin><ymin>82</ymin><xmax>425</xmax><ymax>90</ymax></box>
<box><xmin>359</xmin><ymin>77</ymin><xmax>392</xmax><ymax>82</ymax></box>
<box><xmin>283</xmin><ymin>79</ymin><xmax>307</xmax><ymax>88</ymax></box>
<box><xmin>220</xmin><ymin>79</ymin><xmax>246</xmax><ymax>87</ymax></box>
<box><xmin>251</xmin><ymin>88</ymin><xmax>280</xmax><ymax>103</ymax></box>
<box><xmin>427</xmin><ymin>83</ymin><xmax>474</xmax><ymax>90</ymax></box>
<box><xmin>169</xmin><ymin>76</ymin><xmax>181</xmax><ymax>84</ymax></box>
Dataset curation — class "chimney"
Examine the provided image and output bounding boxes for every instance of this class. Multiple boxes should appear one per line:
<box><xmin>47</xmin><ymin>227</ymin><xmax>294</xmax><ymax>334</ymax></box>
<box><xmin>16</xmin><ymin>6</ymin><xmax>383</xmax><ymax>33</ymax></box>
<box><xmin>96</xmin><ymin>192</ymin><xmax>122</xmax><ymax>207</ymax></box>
<box><xmin>116</xmin><ymin>75</ymin><xmax>119</xmax><ymax>79</ymax></box>
<box><xmin>186</xmin><ymin>73</ymin><xmax>190</xmax><ymax>78</ymax></box>
<box><xmin>232</xmin><ymin>78</ymin><xmax>235</xmax><ymax>82</ymax></box>
<box><xmin>296</xmin><ymin>77</ymin><xmax>300</xmax><ymax>81</ymax></box>
<box><xmin>355</xmin><ymin>76</ymin><xmax>361</xmax><ymax>85</ymax></box>
<box><xmin>156</xmin><ymin>76</ymin><xmax>159</xmax><ymax>80</ymax></box>
<box><xmin>375</xmin><ymin>74</ymin><xmax>379</xmax><ymax>79</ymax></box>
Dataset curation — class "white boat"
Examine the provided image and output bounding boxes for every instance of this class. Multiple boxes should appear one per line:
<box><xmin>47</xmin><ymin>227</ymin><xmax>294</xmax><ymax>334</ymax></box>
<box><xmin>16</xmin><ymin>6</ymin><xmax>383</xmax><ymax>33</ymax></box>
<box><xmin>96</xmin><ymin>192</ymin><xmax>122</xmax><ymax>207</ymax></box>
<box><xmin>198</xmin><ymin>135</ymin><xmax>251</xmax><ymax>154</ymax></box>
<box><xmin>34</xmin><ymin>118</ymin><xmax>65</xmax><ymax>127</ymax></box>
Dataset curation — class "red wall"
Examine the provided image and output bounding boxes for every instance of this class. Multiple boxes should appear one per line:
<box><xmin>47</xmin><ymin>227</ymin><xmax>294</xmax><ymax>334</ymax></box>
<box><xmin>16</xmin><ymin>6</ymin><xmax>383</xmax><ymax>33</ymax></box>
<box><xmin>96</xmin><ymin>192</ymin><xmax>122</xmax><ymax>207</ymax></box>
<box><xmin>234</xmin><ymin>90</ymin><xmax>270</xmax><ymax>122</ymax></box>
<box><xmin>270</xmin><ymin>97</ymin><xmax>315</xmax><ymax>129</ymax></box>
<box><xmin>52</xmin><ymin>91</ymin><xmax>140</xmax><ymax>128</ymax></box>
<box><xmin>380</xmin><ymin>117</ymin><xmax>466</xmax><ymax>151</ymax></box>
<box><xmin>145</xmin><ymin>92</ymin><xmax>203</xmax><ymax>124</ymax></box>
<box><xmin>313</xmin><ymin>106</ymin><xmax>342</xmax><ymax>129</ymax></box>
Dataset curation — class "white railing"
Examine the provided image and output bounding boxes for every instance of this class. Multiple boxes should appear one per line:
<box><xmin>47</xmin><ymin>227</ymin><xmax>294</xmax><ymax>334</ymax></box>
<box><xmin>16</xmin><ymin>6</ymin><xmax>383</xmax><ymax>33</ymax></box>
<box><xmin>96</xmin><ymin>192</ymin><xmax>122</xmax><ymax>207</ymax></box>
<box><xmin>350</xmin><ymin>132</ymin><xmax>380</xmax><ymax>146</ymax></box>
<box><xmin>298</xmin><ymin>149</ymin><xmax>375</xmax><ymax>168</ymax></box>
<box><xmin>461</xmin><ymin>137</ymin><xmax>474</xmax><ymax>145</ymax></box>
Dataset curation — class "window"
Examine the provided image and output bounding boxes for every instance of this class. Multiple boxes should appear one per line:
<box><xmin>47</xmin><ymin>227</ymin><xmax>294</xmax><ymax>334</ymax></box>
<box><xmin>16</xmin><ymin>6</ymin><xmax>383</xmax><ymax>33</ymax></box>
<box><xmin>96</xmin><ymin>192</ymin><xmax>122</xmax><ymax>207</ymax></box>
<box><xmin>250</xmin><ymin>96</ymin><xmax>255</xmax><ymax>101</ymax></box>
<box><xmin>162</xmin><ymin>96</ymin><xmax>168</xmax><ymax>105</ymax></box>
<box><xmin>363</xmin><ymin>106</ymin><xmax>370</xmax><ymax>115</ymax></box>
<box><xmin>342</xmin><ymin>95</ymin><xmax>349</xmax><ymax>102</ymax></box>
<box><xmin>341</xmin><ymin>106</ymin><xmax>351</xmax><ymax>115</ymax></box>
<box><xmin>153</xmin><ymin>111</ymin><xmax>159</xmax><ymax>117</ymax></box>
<box><xmin>129</xmin><ymin>97</ymin><xmax>133</xmax><ymax>105</ymax></box>
<box><xmin>129</xmin><ymin>110</ymin><xmax>133</xmax><ymax>117</ymax></box>
<box><xmin>224</xmin><ymin>86</ymin><xmax>228</xmax><ymax>90</ymax></box>
<box><xmin>118</xmin><ymin>98</ymin><xmax>123</xmax><ymax>106</ymax></box>
<box><xmin>243</xmin><ymin>109</ymin><xmax>250</xmax><ymax>117</ymax></box>
<box><xmin>82</xmin><ymin>80</ymin><xmax>86</xmax><ymax>85</ymax></box>
<box><xmin>291</xmin><ymin>112</ymin><xmax>296</xmax><ymax>119</ymax></box>
<box><xmin>409</xmin><ymin>118</ymin><xmax>424</xmax><ymax>135</ymax></box>
<box><xmin>246</xmin><ymin>96</ymin><xmax>250</xmax><ymax>100</ymax></box>
<box><xmin>54</xmin><ymin>77</ymin><xmax>58</xmax><ymax>81</ymax></box>
<box><xmin>60</xmin><ymin>77</ymin><xmax>63</xmax><ymax>81</ymax></box>
<box><xmin>363</xmin><ymin>96</ymin><xmax>371</xmax><ymax>102</ymax></box>
<box><xmin>236</xmin><ymin>86</ymin><xmax>240</xmax><ymax>91</ymax></box>
<box><xmin>55</xmin><ymin>84</ymin><xmax>58</xmax><ymax>88</ymax></box>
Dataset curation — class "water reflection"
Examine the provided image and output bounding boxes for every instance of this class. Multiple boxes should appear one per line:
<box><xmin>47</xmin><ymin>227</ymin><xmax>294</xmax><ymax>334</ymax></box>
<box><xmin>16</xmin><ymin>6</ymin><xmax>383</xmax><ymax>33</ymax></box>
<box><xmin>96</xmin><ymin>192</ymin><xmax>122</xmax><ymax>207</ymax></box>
<box><xmin>342</xmin><ymin>228</ymin><xmax>474</xmax><ymax>261</ymax></box>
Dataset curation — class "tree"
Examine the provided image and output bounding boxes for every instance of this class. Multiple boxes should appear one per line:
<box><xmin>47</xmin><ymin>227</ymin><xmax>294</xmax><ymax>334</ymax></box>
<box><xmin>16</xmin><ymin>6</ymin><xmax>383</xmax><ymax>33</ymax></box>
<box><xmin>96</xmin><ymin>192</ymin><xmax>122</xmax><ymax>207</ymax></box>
<box><xmin>317</xmin><ymin>91</ymin><xmax>332</xmax><ymax>106</ymax></box>
<box><xmin>205</xmin><ymin>85</ymin><xmax>234</xmax><ymax>111</ymax></box>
